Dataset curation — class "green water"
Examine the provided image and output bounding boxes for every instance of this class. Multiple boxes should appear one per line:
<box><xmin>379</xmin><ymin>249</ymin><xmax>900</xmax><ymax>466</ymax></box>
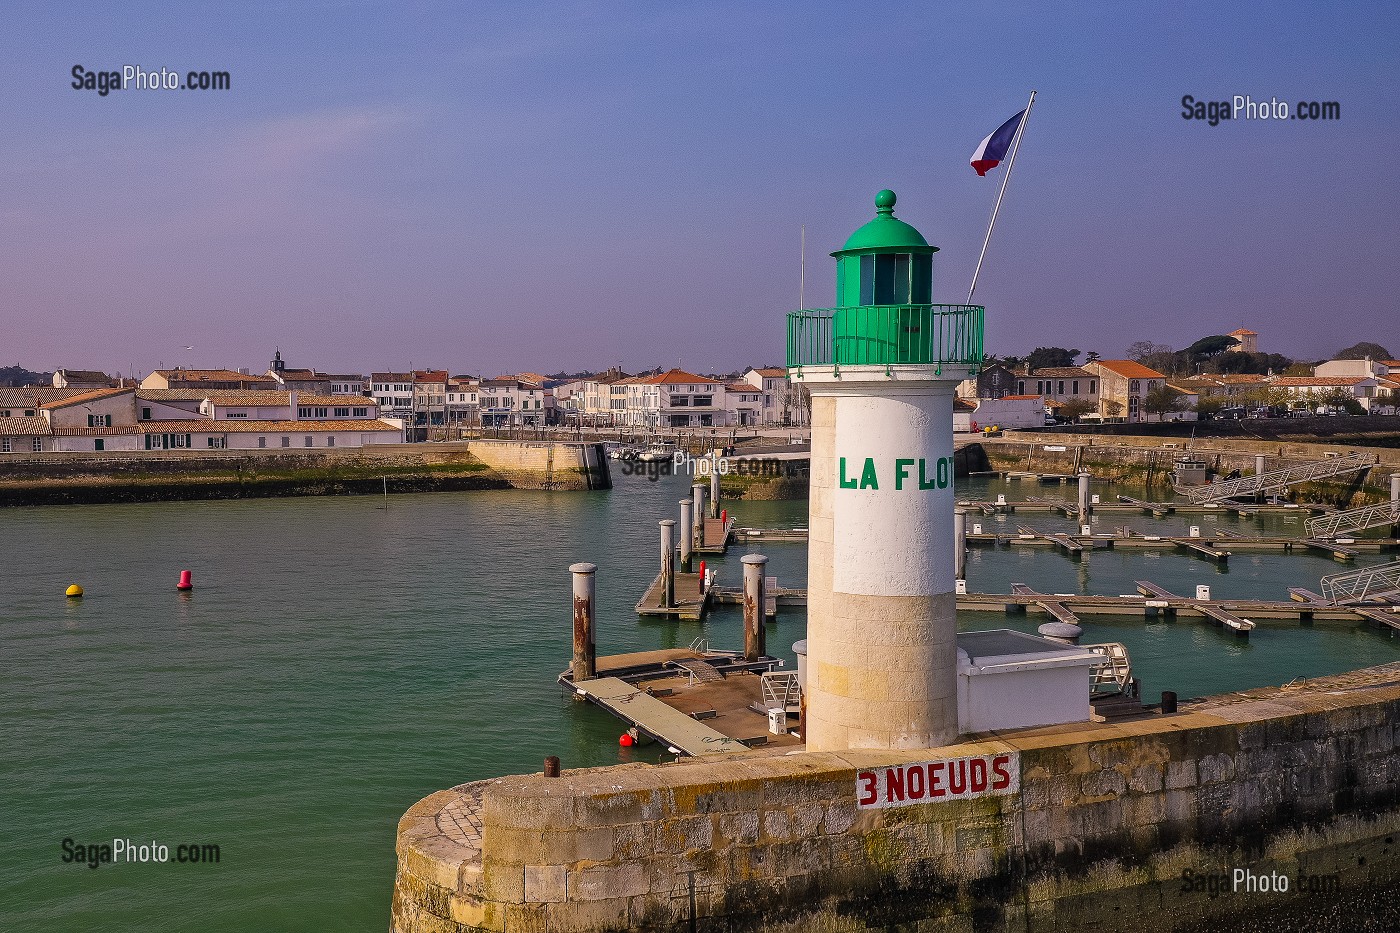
<box><xmin>2</xmin><ymin>472</ymin><xmax>1396</xmax><ymax>931</ymax></box>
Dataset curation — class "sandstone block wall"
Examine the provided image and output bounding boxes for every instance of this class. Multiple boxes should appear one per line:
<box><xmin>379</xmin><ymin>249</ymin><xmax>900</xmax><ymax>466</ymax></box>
<box><xmin>392</xmin><ymin>663</ymin><xmax>1400</xmax><ymax>932</ymax></box>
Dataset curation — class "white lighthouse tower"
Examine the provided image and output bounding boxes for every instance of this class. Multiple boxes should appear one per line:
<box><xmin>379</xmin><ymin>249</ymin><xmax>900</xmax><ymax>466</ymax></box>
<box><xmin>789</xmin><ymin>190</ymin><xmax>984</xmax><ymax>751</ymax></box>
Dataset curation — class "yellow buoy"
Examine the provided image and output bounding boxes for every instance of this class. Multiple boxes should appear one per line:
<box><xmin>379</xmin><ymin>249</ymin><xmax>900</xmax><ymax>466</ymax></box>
<box><xmin>65</xmin><ymin>584</ymin><xmax>84</xmax><ymax>598</ymax></box>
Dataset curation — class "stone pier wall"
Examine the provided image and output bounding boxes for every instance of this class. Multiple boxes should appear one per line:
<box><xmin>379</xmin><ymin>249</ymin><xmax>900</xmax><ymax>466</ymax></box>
<box><xmin>0</xmin><ymin>441</ymin><xmax>609</xmax><ymax>505</ymax></box>
<box><xmin>980</xmin><ymin>433</ymin><xmax>1398</xmax><ymax>504</ymax></box>
<box><xmin>392</xmin><ymin>663</ymin><xmax>1400</xmax><ymax>932</ymax></box>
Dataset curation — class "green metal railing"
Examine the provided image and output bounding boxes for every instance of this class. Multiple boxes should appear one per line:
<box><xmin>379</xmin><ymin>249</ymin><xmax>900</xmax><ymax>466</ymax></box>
<box><xmin>786</xmin><ymin>304</ymin><xmax>984</xmax><ymax>371</ymax></box>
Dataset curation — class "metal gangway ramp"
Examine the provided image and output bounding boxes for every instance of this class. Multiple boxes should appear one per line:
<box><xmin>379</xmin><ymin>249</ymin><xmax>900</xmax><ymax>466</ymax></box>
<box><xmin>1319</xmin><ymin>560</ymin><xmax>1400</xmax><ymax>605</ymax></box>
<box><xmin>1307</xmin><ymin>500</ymin><xmax>1400</xmax><ymax>539</ymax></box>
<box><xmin>1181</xmin><ymin>452</ymin><xmax>1373</xmax><ymax>504</ymax></box>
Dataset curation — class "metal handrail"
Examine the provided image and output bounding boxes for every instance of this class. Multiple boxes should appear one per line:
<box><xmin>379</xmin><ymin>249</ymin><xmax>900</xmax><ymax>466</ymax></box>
<box><xmin>1307</xmin><ymin>501</ymin><xmax>1400</xmax><ymax>538</ymax></box>
<box><xmin>1181</xmin><ymin>452</ymin><xmax>1373</xmax><ymax>504</ymax></box>
<box><xmin>786</xmin><ymin>304</ymin><xmax>984</xmax><ymax>370</ymax></box>
<box><xmin>1320</xmin><ymin>560</ymin><xmax>1400</xmax><ymax>604</ymax></box>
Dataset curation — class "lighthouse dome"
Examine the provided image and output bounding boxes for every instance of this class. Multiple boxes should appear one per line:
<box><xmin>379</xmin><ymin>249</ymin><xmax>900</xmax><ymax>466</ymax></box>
<box><xmin>834</xmin><ymin>189</ymin><xmax>938</xmax><ymax>256</ymax></box>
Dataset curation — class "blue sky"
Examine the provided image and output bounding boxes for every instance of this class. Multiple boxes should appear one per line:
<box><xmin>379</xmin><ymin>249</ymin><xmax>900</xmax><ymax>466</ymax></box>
<box><xmin>2</xmin><ymin>1</ymin><xmax>1396</xmax><ymax>376</ymax></box>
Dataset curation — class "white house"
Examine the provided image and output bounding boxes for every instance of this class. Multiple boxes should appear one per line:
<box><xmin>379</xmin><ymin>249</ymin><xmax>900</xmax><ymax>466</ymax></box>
<box><xmin>1267</xmin><ymin>376</ymin><xmax>1379</xmax><ymax>412</ymax></box>
<box><xmin>370</xmin><ymin>373</ymin><xmax>415</xmax><ymax>415</ymax></box>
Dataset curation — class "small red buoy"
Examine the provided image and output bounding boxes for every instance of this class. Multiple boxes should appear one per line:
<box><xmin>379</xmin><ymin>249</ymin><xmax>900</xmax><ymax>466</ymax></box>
<box><xmin>698</xmin><ymin>561</ymin><xmax>706</xmax><ymax>583</ymax></box>
<box><xmin>720</xmin><ymin>509</ymin><xmax>727</xmax><ymax>524</ymax></box>
<box><xmin>618</xmin><ymin>733</ymin><xmax>634</xmax><ymax>747</ymax></box>
<box><xmin>177</xmin><ymin>570</ymin><xmax>193</xmax><ymax>591</ymax></box>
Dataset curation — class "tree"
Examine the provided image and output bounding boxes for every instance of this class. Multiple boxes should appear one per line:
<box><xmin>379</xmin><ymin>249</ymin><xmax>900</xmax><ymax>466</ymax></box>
<box><xmin>1195</xmin><ymin>397</ymin><xmax>1225</xmax><ymax>419</ymax></box>
<box><xmin>1102</xmin><ymin>399</ymin><xmax>1124</xmax><ymax>418</ymax></box>
<box><xmin>1026</xmin><ymin>347</ymin><xmax>1079</xmax><ymax>370</ymax></box>
<box><xmin>1143</xmin><ymin>384</ymin><xmax>1187</xmax><ymax>421</ymax></box>
<box><xmin>1185</xmin><ymin>335</ymin><xmax>1240</xmax><ymax>359</ymax></box>
<box><xmin>1084</xmin><ymin>351</ymin><xmax>1101</xmax><ymax>364</ymax></box>
<box><xmin>1058</xmin><ymin>398</ymin><xmax>1096</xmax><ymax>421</ymax></box>
<box><xmin>1336</xmin><ymin>342</ymin><xmax>1393</xmax><ymax>361</ymax></box>
<box><xmin>1126</xmin><ymin>341</ymin><xmax>1172</xmax><ymax>363</ymax></box>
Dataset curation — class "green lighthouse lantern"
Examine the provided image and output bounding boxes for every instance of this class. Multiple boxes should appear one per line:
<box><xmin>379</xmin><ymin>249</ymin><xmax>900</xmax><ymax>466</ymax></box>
<box><xmin>831</xmin><ymin>189</ymin><xmax>940</xmax><ymax>365</ymax></box>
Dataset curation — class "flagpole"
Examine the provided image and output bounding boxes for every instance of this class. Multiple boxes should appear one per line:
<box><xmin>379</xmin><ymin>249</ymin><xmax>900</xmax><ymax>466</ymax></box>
<box><xmin>967</xmin><ymin>89</ymin><xmax>1036</xmax><ymax>305</ymax></box>
<box><xmin>799</xmin><ymin>224</ymin><xmax>806</xmax><ymax>309</ymax></box>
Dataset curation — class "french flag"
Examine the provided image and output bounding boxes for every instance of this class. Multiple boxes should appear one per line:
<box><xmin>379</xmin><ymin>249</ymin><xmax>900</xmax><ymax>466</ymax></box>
<box><xmin>970</xmin><ymin>110</ymin><xmax>1025</xmax><ymax>176</ymax></box>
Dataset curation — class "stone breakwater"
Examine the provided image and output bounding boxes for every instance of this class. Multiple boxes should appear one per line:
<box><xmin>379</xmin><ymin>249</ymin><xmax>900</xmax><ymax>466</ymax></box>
<box><xmin>979</xmin><ymin>432</ymin><xmax>1399</xmax><ymax>505</ymax></box>
<box><xmin>0</xmin><ymin>441</ymin><xmax>610</xmax><ymax>506</ymax></box>
<box><xmin>392</xmin><ymin>662</ymin><xmax>1400</xmax><ymax>932</ymax></box>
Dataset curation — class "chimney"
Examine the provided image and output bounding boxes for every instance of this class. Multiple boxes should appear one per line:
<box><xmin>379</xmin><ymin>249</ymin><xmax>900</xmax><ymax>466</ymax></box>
<box><xmin>289</xmin><ymin>389</ymin><xmax>298</xmax><ymax>421</ymax></box>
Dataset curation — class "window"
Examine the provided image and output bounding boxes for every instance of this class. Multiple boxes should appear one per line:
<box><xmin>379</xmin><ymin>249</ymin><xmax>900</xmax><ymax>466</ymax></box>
<box><xmin>282</xmin><ymin>436</ymin><xmax>290</xmax><ymax>447</ymax></box>
<box><xmin>1</xmin><ymin>438</ymin><xmax>10</xmax><ymax>452</ymax></box>
<box><xmin>673</xmin><ymin>396</ymin><xmax>689</xmax><ymax>406</ymax></box>
<box><xmin>327</xmin><ymin>436</ymin><xmax>335</xmax><ymax>447</ymax></box>
<box><xmin>225</xmin><ymin>412</ymin><xmax>247</xmax><ymax>418</ymax></box>
<box><xmin>334</xmin><ymin>407</ymin><xmax>350</xmax><ymax>417</ymax></box>
<box><xmin>304</xmin><ymin>436</ymin><xmax>313</xmax><ymax>447</ymax></box>
<box><xmin>141</xmin><ymin>407</ymin><xmax>152</xmax><ymax>420</ymax></box>
<box><xmin>94</xmin><ymin>439</ymin><xmax>105</xmax><ymax>451</ymax></box>
<box><xmin>1017</xmin><ymin>381</ymin><xmax>1025</xmax><ymax>395</ymax></box>
<box><xmin>353</xmin><ymin>407</ymin><xmax>367</xmax><ymax>417</ymax></box>
<box><xmin>258</xmin><ymin>436</ymin><xmax>267</xmax><ymax>448</ymax></box>
<box><xmin>32</xmin><ymin>437</ymin><xmax>41</xmax><ymax>451</ymax></box>
<box><xmin>692</xmin><ymin>396</ymin><xmax>713</xmax><ymax>407</ymax></box>
<box><xmin>861</xmin><ymin>252</ymin><xmax>932</xmax><ymax>304</ymax></box>
<box><xmin>87</xmin><ymin>414</ymin><xmax>112</xmax><ymax>427</ymax></box>
<box><xmin>314</xmin><ymin>407</ymin><xmax>327</xmax><ymax>418</ymax></box>
<box><xmin>1090</xmin><ymin>381</ymin><xmax>1096</xmax><ymax>393</ymax></box>
<box><xmin>1130</xmin><ymin>380</ymin><xmax>1140</xmax><ymax>393</ymax></box>
<box><xmin>1072</xmin><ymin>381</ymin><xmax>1079</xmax><ymax>395</ymax></box>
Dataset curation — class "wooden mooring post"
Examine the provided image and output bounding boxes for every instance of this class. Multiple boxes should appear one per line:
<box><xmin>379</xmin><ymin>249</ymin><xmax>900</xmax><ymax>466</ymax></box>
<box><xmin>570</xmin><ymin>562</ymin><xmax>597</xmax><ymax>683</ymax></box>
<box><xmin>742</xmin><ymin>554</ymin><xmax>768</xmax><ymax>662</ymax></box>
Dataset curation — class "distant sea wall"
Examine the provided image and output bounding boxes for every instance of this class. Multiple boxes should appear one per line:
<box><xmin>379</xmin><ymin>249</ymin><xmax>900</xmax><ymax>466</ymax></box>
<box><xmin>0</xmin><ymin>441</ymin><xmax>610</xmax><ymax>506</ymax></box>
<box><xmin>391</xmin><ymin>663</ymin><xmax>1400</xmax><ymax>932</ymax></box>
<box><xmin>979</xmin><ymin>433</ymin><xmax>1399</xmax><ymax>504</ymax></box>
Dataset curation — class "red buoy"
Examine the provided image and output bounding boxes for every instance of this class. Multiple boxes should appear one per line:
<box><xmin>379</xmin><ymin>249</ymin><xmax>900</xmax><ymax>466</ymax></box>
<box><xmin>698</xmin><ymin>561</ymin><xmax>706</xmax><ymax>583</ymax></box>
<box><xmin>177</xmin><ymin>570</ymin><xmax>193</xmax><ymax>591</ymax></box>
<box><xmin>618</xmin><ymin>733</ymin><xmax>634</xmax><ymax>747</ymax></box>
<box><xmin>720</xmin><ymin>508</ymin><xmax>727</xmax><ymax>524</ymax></box>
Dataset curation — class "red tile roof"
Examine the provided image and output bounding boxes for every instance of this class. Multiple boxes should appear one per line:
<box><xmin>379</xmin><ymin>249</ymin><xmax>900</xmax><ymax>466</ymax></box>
<box><xmin>39</xmin><ymin>387</ymin><xmax>134</xmax><ymax>409</ymax></box>
<box><xmin>1269</xmin><ymin>376</ymin><xmax>1368</xmax><ymax>387</ymax></box>
<box><xmin>1090</xmin><ymin>360</ymin><xmax>1166</xmax><ymax>379</ymax></box>
<box><xmin>138</xmin><ymin>419</ymin><xmax>400</xmax><ymax>433</ymax></box>
<box><xmin>0</xmin><ymin>416</ymin><xmax>50</xmax><ymax>435</ymax></box>
<box><xmin>152</xmin><ymin>369</ymin><xmax>278</xmax><ymax>383</ymax></box>
<box><xmin>642</xmin><ymin>369</ymin><xmax>723</xmax><ymax>386</ymax></box>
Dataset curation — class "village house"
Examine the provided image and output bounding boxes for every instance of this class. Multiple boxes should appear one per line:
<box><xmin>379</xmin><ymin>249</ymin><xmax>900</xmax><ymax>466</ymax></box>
<box><xmin>1083</xmin><ymin>360</ymin><xmax>1166</xmax><ymax>422</ymax></box>
<box><xmin>445</xmin><ymin>376</ymin><xmax>481</xmax><ymax>429</ymax></box>
<box><xmin>40</xmin><ymin>387</ymin><xmax>142</xmax><ymax>452</ymax></box>
<box><xmin>1266</xmin><ymin>375</ymin><xmax>1379</xmax><ymax>412</ymax></box>
<box><xmin>577</xmin><ymin>369</ymin><xmax>634</xmax><ymax>426</ymax></box>
<box><xmin>956</xmin><ymin>362</ymin><xmax>1018</xmax><ymax>400</ymax></box>
<box><xmin>724</xmin><ymin>382</ymin><xmax>765</xmax><ymax>426</ymax></box>
<box><xmin>742</xmin><ymin>367</ymin><xmax>806</xmax><ymax>426</ymax></box>
<box><xmin>477</xmin><ymin>376</ymin><xmax>556</xmax><ymax>428</ymax></box>
<box><xmin>625</xmin><ymin>370</ymin><xmax>727</xmax><ymax>429</ymax></box>
<box><xmin>140</xmin><ymin>368</ymin><xmax>279</xmax><ymax>391</ymax></box>
<box><xmin>369</xmin><ymin>373</ymin><xmax>415</xmax><ymax>416</ymax></box>
<box><xmin>52</xmin><ymin>369</ymin><xmax>118</xmax><ymax>389</ymax></box>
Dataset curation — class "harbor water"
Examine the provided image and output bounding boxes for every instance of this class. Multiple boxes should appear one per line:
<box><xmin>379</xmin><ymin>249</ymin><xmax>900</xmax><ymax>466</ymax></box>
<box><xmin>2</xmin><ymin>470</ymin><xmax>1396</xmax><ymax>931</ymax></box>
